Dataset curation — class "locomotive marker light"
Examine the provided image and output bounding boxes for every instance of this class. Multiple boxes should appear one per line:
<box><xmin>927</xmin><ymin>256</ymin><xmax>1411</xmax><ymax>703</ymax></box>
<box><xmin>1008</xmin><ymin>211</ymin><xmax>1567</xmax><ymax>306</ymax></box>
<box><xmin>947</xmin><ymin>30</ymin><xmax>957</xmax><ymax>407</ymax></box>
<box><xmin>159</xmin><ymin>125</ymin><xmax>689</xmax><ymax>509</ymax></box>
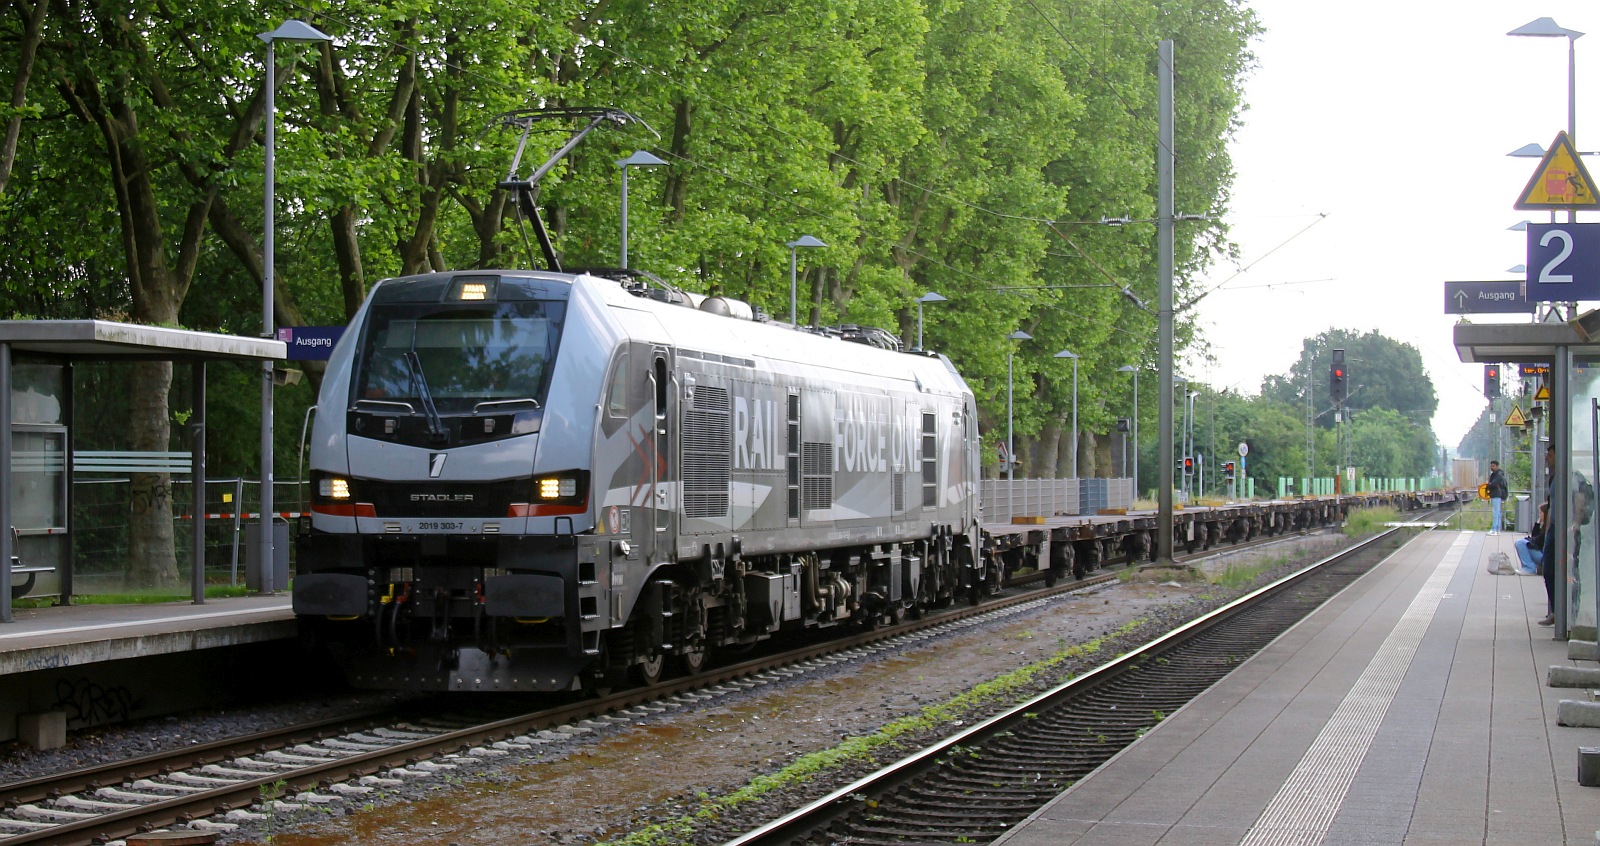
<box><xmin>617</xmin><ymin>150</ymin><xmax>666</xmax><ymax>269</ymax></box>
<box><xmin>915</xmin><ymin>291</ymin><xmax>947</xmax><ymax>350</ymax></box>
<box><xmin>1006</xmin><ymin>330</ymin><xmax>1031</xmax><ymax>482</ymax></box>
<box><xmin>1054</xmin><ymin>349</ymin><xmax>1080</xmax><ymax>478</ymax></box>
<box><xmin>787</xmin><ymin>235</ymin><xmax>826</xmax><ymax>326</ymax></box>
<box><xmin>259</xmin><ymin>19</ymin><xmax>334</xmax><ymax>591</ymax></box>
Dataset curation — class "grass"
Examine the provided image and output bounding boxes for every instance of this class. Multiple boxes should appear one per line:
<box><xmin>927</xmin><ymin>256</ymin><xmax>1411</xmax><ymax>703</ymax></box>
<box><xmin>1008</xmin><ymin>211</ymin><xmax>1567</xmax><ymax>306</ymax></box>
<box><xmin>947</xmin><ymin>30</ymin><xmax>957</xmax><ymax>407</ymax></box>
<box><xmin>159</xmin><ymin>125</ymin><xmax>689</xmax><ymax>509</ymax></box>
<box><xmin>1439</xmin><ymin>504</ymin><xmax>1493</xmax><ymax>532</ymax></box>
<box><xmin>1343</xmin><ymin>506</ymin><xmax>1402</xmax><ymax>538</ymax></box>
<box><xmin>11</xmin><ymin>583</ymin><xmax>252</xmax><ymax>609</ymax></box>
<box><xmin>1205</xmin><ymin>553</ymin><xmax>1292</xmax><ymax>590</ymax></box>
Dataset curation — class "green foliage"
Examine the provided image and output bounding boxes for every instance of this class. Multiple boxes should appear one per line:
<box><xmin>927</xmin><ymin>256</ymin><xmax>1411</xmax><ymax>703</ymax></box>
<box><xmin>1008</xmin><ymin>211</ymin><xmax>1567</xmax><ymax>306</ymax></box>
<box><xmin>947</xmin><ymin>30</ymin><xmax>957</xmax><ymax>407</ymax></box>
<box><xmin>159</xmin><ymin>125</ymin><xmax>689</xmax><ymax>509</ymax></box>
<box><xmin>1343</xmin><ymin>506</ymin><xmax>1400</xmax><ymax>538</ymax></box>
<box><xmin>0</xmin><ymin>0</ymin><xmax>1261</xmax><ymax>486</ymax></box>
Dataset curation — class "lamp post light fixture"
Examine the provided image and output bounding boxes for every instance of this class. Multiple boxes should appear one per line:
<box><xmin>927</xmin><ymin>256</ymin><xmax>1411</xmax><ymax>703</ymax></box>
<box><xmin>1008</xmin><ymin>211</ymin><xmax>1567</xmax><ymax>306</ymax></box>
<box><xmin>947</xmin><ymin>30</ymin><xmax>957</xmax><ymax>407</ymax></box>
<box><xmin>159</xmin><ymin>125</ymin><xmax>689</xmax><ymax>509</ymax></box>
<box><xmin>787</xmin><ymin>235</ymin><xmax>827</xmax><ymax>327</ymax></box>
<box><xmin>258</xmin><ymin>19</ymin><xmax>333</xmax><ymax>595</ymax></box>
<box><xmin>1054</xmin><ymin>350</ymin><xmax>1079</xmax><ymax>478</ymax></box>
<box><xmin>1118</xmin><ymin>364</ymin><xmax>1139</xmax><ymax>496</ymax></box>
<box><xmin>617</xmin><ymin>150</ymin><xmax>667</xmax><ymax>269</ymax></box>
<box><xmin>1510</xmin><ymin>17</ymin><xmax>1584</xmax><ymax>222</ymax></box>
<box><xmin>1006</xmin><ymin>330</ymin><xmax>1031</xmax><ymax>482</ymax></box>
<box><xmin>915</xmin><ymin>291</ymin><xmax>947</xmax><ymax>350</ymax></box>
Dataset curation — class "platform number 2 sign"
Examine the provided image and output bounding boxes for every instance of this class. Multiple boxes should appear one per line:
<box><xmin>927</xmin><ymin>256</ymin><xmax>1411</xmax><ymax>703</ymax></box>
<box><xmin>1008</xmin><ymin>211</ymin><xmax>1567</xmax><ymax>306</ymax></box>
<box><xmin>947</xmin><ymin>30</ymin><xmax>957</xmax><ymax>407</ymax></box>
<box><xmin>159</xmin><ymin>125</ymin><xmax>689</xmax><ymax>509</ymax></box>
<box><xmin>1528</xmin><ymin>223</ymin><xmax>1600</xmax><ymax>302</ymax></box>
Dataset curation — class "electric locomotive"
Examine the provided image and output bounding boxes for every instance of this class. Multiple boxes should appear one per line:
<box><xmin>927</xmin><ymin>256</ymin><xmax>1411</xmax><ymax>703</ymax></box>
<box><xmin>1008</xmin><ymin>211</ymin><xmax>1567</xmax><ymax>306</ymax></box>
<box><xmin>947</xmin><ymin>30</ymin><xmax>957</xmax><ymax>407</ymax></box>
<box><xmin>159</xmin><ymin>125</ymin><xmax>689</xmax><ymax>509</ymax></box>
<box><xmin>293</xmin><ymin>269</ymin><xmax>982</xmax><ymax>691</ymax></box>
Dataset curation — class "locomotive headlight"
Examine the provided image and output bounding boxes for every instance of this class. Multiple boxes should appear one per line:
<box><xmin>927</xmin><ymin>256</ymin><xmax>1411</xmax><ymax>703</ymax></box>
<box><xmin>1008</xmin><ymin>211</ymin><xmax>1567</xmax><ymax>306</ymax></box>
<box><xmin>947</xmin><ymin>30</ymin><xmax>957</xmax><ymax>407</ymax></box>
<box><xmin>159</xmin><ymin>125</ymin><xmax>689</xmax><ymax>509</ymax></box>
<box><xmin>511</xmin><ymin>470</ymin><xmax>588</xmax><ymax>517</ymax></box>
<box><xmin>321</xmin><ymin>476</ymin><xmax>352</xmax><ymax>500</ymax></box>
<box><xmin>537</xmin><ymin>477</ymin><xmax>578</xmax><ymax>499</ymax></box>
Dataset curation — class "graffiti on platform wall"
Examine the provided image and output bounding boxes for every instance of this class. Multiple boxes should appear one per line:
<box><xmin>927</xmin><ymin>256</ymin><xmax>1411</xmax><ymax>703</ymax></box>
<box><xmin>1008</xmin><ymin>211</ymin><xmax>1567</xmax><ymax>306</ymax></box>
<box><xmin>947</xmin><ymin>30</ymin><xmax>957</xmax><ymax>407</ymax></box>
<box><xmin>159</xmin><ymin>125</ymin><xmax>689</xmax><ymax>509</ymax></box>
<box><xmin>51</xmin><ymin>677</ymin><xmax>144</xmax><ymax>725</ymax></box>
<box><xmin>21</xmin><ymin>652</ymin><xmax>70</xmax><ymax>671</ymax></box>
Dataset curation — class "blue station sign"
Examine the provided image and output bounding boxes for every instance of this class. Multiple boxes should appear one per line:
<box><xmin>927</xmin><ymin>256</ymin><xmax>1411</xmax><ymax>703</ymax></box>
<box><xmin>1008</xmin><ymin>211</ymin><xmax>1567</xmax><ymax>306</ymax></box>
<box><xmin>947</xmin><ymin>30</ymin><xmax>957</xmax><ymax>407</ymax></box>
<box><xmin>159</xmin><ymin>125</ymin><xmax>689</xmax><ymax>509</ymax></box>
<box><xmin>1527</xmin><ymin>222</ymin><xmax>1600</xmax><ymax>302</ymax></box>
<box><xmin>1443</xmin><ymin>280</ymin><xmax>1531</xmax><ymax>314</ymax></box>
<box><xmin>277</xmin><ymin>325</ymin><xmax>345</xmax><ymax>361</ymax></box>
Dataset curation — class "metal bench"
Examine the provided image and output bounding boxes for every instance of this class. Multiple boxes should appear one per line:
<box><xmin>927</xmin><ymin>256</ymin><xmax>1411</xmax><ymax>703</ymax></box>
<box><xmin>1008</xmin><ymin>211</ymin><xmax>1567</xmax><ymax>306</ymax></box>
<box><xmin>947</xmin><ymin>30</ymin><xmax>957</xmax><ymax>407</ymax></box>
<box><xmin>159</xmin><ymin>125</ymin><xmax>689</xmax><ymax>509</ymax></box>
<box><xmin>8</xmin><ymin>528</ymin><xmax>54</xmax><ymax>600</ymax></box>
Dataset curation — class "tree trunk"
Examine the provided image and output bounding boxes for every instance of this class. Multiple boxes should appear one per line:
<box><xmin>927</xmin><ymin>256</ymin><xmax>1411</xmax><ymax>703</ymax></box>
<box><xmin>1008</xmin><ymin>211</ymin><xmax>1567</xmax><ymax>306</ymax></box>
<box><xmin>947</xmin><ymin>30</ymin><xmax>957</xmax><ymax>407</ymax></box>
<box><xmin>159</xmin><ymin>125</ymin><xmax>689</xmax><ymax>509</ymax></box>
<box><xmin>0</xmin><ymin>0</ymin><xmax>48</xmax><ymax>196</ymax></box>
<box><xmin>126</xmin><ymin>361</ymin><xmax>176</xmax><ymax>588</ymax></box>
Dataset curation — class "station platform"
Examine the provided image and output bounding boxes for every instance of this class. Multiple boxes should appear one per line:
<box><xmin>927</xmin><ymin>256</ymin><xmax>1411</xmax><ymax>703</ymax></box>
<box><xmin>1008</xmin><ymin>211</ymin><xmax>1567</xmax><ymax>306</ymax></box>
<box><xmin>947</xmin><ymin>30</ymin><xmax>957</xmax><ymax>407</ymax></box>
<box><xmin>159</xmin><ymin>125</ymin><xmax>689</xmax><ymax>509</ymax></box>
<box><xmin>0</xmin><ymin>593</ymin><xmax>294</xmax><ymax>677</ymax></box>
<box><xmin>993</xmin><ymin>529</ymin><xmax>1600</xmax><ymax>846</ymax></box>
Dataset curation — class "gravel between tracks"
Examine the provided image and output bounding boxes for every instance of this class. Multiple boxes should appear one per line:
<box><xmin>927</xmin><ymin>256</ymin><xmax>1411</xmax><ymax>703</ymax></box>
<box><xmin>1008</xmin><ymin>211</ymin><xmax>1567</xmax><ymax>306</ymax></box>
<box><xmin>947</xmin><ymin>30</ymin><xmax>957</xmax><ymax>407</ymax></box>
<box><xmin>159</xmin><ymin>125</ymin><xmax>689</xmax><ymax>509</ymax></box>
<box><xmin>0</xmin><ymin>532</ymin><xmax>1354</xmax><ymax>846</ymax></box>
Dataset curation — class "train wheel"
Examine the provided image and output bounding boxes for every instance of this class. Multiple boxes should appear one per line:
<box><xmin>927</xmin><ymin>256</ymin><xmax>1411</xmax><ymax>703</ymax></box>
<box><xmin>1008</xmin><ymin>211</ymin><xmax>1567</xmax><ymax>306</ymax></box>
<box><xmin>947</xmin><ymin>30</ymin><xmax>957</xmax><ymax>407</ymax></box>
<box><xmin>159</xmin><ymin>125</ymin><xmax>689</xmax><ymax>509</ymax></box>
<box><xmin>675</xmin><ymin>643</ymin><xmax>707</xmax><ymax>677</ymax></box>
<box><xmin>632</xmin><ymin>651</ymin><xmax>665</xmax><ymax>686</ymax></box>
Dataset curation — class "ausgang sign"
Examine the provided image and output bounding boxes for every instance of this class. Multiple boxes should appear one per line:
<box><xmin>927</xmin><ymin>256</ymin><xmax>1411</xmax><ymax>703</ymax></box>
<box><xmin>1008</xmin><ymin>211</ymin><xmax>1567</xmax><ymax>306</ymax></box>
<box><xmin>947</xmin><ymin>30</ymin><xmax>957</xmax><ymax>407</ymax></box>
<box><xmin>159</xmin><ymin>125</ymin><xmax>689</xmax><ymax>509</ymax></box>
<box><xmin>1443</xmin><ymin>280</ymin><xmax>1532</xmax><ymax>314</ymax></box>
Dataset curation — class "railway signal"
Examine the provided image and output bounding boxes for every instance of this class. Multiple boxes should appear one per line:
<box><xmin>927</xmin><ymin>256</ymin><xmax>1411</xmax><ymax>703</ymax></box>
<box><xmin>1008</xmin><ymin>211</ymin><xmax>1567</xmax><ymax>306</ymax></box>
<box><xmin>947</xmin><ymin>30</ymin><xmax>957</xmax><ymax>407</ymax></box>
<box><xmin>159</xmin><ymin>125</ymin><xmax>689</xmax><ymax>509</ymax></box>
<box><xmin>1223</xmin><ymin>461</ymin><xmax>1236</xmax><ymax>482</ymax></box>
<box><xmin>1183</xmin><ymin>455</ymin><xmax>1194</xmax><ymax>475</ymax></box>
<box><xmin>1329</xmin><ymin>348</ymin><xmax>1347</xmax><ymax>404</ymax></box>
<box><xmin>1484</xmin><ymin>364</ymin><xmax>1501</xmax><ymax>399</ymax></box>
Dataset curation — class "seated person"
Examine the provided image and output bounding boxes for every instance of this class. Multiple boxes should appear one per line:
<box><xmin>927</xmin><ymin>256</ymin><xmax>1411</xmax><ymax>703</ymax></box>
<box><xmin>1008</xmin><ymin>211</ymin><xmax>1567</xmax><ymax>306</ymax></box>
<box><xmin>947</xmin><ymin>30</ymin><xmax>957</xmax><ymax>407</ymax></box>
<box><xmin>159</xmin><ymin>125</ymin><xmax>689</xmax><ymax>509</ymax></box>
<box><xmin>1515</xmin><ymin>502</ymin><xmax>1548</xmax><ymax>575</ymax></box>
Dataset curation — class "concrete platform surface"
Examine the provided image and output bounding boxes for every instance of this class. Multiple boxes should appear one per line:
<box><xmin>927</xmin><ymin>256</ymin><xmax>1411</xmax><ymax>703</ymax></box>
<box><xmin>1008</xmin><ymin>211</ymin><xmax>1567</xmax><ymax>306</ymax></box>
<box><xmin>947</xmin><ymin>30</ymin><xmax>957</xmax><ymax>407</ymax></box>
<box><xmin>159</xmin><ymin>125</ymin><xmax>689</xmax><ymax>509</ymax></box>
<box><xmin>0</xmin><ymin>594</ymin><xmax>293</xmax><ymax>676</ymax></box>
<box><xmin>992</xmin><ymin>529</ymin><xmax>1600</xmax><ymax>846</ymax></box>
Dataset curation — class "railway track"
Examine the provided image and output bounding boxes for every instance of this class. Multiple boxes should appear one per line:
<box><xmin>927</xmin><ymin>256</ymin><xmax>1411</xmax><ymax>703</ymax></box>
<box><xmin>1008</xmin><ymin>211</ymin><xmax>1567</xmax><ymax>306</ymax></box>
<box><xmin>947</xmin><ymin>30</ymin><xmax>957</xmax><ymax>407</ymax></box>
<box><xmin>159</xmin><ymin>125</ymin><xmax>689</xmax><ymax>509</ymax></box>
<box><xmin>0</xmin><ymin>569</ymin><xmax>1145</xmax><ymax>844</ymax></box>
<box><xmin>720</xmin><ymin>522</ymin><xmax>1420</xmax><ymax>846</ymax></box>
<box><xmin>0</xmin><ymin>525</ymin><xmax>1356</xmax><ymax>846</ymax></box>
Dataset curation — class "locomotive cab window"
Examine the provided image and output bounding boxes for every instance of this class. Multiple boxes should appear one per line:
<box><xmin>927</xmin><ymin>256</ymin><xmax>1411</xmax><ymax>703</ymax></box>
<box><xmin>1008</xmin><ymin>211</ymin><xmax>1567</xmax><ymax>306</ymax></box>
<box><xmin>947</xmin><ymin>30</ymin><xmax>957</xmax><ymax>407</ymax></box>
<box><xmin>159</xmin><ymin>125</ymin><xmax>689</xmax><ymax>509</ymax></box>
<box><xmin>605</xmin><ymin>351</ymin><xmax>629</xmax><ymax>418</ymax></box>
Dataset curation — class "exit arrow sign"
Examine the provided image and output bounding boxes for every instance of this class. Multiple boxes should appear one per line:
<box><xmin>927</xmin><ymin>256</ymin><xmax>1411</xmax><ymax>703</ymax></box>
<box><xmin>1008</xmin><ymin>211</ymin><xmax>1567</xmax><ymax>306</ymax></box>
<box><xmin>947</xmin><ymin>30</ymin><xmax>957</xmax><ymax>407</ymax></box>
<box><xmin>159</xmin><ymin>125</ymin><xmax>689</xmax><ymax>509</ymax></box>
<box><xmin>1444</xmin><ymin>280</ymin><xmax>1532</xmax><ymax>314</ymax></box>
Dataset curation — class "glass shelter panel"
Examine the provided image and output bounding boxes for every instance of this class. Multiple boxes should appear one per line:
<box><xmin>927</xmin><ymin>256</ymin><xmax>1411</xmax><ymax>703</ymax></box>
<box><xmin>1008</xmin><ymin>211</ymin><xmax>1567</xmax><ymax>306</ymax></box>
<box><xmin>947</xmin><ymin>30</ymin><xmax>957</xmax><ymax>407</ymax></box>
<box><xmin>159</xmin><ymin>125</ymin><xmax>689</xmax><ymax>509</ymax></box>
<box><xmin>1572</xmin><ymin>358</ymin><xmax>1600</xmax><ymax>635</ymax></box>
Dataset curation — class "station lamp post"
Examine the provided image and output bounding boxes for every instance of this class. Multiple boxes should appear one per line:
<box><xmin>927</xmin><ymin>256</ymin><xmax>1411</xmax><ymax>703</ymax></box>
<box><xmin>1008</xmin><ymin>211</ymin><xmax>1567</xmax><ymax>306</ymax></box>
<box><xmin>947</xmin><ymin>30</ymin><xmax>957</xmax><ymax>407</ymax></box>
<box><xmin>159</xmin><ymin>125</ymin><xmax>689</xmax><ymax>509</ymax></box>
<box><xmin>1118</xmin><ymin>364</ymin><xmax>1139</xmax><ymax>496</ymax></box>
<box><xmin>787</xmin><ymin>236</ymin><xmax>826</xmax><ymax>326</ymax></box>
<box><xmin>1006</xmin><ymin>330</ymin><xmax>1031</xmax><ymax>482</ymax></box>
<box><xmin>617</xmin><ymin>150</ymin><xmax>666</xmax><ymax>269</ymax></box>
<box><xmin>258</xmin><ymin>19</ymin><xmax>333</xmax><ymax>593</ymax></box>
<box><xmin>1509</xmin><ymin>17</ymin><xmax>1583</xmax><ymax>223</ymax></box>
<box><xmin>915</xmin><ymin>291</ymin><xmax>947</xmax><ymax>350</ymax></box>
<box><xmin>1054</xmin><ymin>350</ymin><xmax>1079</xmax><ymax>478</ymax></box>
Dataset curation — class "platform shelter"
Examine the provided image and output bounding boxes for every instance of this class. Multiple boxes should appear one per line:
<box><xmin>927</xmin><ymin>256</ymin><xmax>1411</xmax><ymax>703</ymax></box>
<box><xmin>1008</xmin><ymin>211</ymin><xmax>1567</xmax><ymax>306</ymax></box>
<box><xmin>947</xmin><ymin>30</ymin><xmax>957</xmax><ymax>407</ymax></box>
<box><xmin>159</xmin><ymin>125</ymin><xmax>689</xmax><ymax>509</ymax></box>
<box><xmin>0</xmin><ymin>320</ymin><xmax>285</xmax><ymax>623</ymax></box>
<box><xmin>1455</xmin><ymin>319</ymin><xmax>1598</xmax><ymax>641</ymax></box>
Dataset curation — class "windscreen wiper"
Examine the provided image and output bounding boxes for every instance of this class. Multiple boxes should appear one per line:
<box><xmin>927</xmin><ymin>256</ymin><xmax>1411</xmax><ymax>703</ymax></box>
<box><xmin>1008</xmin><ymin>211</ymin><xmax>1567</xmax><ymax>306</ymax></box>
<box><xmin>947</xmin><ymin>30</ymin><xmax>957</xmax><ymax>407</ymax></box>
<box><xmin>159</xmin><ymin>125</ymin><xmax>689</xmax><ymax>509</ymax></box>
<box><xmin>403</xmin><ymin>351</ymin><xmax>447</xmax><ymax>442</ymax></box>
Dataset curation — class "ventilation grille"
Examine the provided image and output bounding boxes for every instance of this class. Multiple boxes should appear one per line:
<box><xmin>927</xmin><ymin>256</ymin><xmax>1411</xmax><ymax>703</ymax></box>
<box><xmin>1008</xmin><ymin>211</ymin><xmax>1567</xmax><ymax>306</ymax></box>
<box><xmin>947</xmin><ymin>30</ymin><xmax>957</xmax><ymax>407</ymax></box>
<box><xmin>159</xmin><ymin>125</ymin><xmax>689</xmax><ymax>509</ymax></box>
<box><xmin>802</xmin><ymin>441</ymin><xmax>833</xmax><ymax>511</ymax></box>
<box><xmin>683</xmin><ymin>386</ymin><xmax>730</xmax><ymax>518</ymax></box>
<box><xmin>893</xmin><ymin>472</ymin><xmax>906</xmax><ymax>513</ymax></box>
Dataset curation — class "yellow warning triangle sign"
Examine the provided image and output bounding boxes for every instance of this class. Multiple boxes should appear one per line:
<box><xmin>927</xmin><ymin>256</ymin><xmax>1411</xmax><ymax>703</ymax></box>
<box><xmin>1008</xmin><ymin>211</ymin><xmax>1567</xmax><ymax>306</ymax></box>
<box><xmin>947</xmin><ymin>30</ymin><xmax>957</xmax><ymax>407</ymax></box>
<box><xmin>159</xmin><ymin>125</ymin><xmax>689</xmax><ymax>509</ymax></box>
<box><xmin>1505</xmin><ymin>404</ymin><xmax>1528</xmax><ymax>427</ymax></box>
<box><xmin>1517</xmin><ymin>131</ymin><xmax>1600</xmax><ymax>210</ymax></box>
<box><xmin>1536</xmin><ymin>384</ymin><xmax>1551</xmax><ymax>401</ymax></box>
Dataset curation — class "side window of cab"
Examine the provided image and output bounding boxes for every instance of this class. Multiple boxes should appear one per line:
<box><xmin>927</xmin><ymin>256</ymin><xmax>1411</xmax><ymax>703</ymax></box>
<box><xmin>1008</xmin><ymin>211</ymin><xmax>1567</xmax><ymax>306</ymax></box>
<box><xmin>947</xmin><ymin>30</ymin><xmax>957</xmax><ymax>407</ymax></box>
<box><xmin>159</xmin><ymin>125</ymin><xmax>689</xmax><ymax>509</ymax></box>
<box><xmin>605</xmin><ymin>351</ymin><xmax>629</xmax><ymax>418</ymax></box>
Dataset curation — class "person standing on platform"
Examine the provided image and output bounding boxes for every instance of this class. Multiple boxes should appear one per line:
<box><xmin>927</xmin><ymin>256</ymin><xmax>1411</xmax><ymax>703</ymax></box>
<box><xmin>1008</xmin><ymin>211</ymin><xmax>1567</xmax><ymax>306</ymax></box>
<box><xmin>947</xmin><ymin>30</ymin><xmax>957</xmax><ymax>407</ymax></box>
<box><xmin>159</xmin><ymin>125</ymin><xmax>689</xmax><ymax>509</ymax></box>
<box><xmin>1487</xmin><ymin>461</ymin><xmax>1508</xmax><ymax>535</ymax></box>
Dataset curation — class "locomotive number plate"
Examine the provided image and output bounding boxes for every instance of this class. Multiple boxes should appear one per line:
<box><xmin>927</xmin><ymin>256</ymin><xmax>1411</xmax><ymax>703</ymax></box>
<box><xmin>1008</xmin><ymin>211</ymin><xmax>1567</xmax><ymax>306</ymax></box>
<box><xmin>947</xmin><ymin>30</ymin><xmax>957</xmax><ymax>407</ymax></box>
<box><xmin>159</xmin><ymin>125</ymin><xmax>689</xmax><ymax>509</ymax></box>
<box><xmin>417</xmin><ymin>520</ymin><xmax>471</xmax><ymax>531</ymax></box>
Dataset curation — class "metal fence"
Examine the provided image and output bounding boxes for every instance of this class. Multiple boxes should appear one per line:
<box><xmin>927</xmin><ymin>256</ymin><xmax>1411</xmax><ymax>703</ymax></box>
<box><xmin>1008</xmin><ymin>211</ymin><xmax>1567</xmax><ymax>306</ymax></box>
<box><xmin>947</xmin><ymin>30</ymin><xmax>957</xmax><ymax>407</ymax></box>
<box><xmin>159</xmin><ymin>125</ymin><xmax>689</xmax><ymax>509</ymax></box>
<box><xmin>70</xmin><ymin>478</ymin><xmax>300</xmax><ymax>593</ymax></box>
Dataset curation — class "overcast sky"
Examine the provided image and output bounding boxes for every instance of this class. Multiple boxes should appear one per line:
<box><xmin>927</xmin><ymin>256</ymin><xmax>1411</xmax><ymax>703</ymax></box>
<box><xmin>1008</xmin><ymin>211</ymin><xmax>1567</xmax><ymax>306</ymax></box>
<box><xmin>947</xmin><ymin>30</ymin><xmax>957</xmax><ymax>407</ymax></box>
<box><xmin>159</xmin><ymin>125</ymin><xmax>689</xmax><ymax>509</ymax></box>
<box><xmin>1190</xmin><ymin>1</ymin><xmax>1598</xmax><ymax>450</ymax></box>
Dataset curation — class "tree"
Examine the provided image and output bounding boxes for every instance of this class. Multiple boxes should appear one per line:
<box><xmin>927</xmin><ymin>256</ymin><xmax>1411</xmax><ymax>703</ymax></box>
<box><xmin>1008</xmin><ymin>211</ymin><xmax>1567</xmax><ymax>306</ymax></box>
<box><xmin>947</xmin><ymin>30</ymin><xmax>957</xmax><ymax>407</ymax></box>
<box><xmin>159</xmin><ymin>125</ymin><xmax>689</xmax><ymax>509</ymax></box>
<box><xmin>1260</xmin><ymin>329</ymin><xmax>1437</xmax><ymax>427</ymax></box>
